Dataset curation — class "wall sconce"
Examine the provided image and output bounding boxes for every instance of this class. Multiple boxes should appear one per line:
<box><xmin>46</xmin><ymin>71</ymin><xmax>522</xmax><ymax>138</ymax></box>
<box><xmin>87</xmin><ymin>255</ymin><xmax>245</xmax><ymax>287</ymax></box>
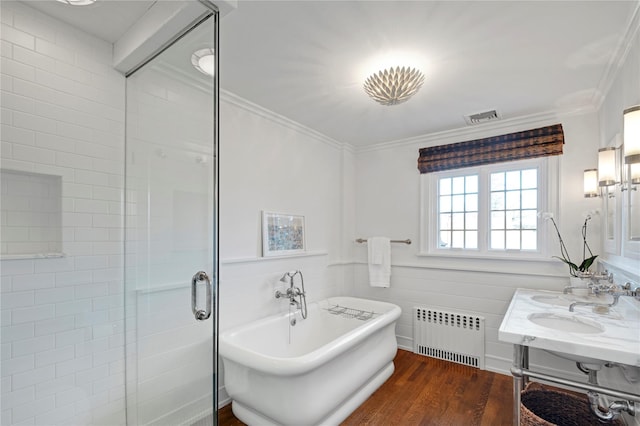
<box><xmin>598</xmin><ymin>147</ymin><xmax>618</xmax><ymax>187</ymax></box>
<box><xmin>583</xmin><ymin>107</ymin><xmax>640</xmax><ymax>198</ymax></box>
<box><xmin>583</xmin><ymin>169</ymin><xmax>599</xmax><ymax>198</ymax></box>
<box><xmin>630</xmin><ymin>163</ymin><xmax>640</xmax><ymax>185</ymax></box>
<box><xmin>624</xmin><ymin>105</ymin><xmax>640</xmax><ymax>165</ymax></box>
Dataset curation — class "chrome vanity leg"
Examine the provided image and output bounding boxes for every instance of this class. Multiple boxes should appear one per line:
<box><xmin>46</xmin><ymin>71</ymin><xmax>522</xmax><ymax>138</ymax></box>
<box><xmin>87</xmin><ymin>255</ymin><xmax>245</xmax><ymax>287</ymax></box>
<box><xmin>512</xmin><ymin>344</ymin><xmax>528</xmax><ymax>425</ymax></box>
<box><xmin>522</xmin><ymin>345</ymin><xmax>529</xmax><ymax>386</ymax></box>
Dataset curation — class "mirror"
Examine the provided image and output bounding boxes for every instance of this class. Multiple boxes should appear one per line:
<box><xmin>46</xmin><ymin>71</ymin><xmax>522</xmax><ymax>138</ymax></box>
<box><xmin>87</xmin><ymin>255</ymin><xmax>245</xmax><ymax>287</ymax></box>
<box><xmin>628</xmin><ymin>187</ymin><xmax>640</xmax><ymax>241</ymax></box>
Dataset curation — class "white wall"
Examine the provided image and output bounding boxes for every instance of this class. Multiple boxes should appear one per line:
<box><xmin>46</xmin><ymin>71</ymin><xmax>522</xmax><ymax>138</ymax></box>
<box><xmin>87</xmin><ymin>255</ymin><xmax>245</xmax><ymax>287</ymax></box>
<box><xmin>217</xmin><ymin>93</ymin><xmax>353</xmax><ymax>404</ymax></box>
<box><xmin>350</xmin><ymin>112</ymin><xmax>602</xmax><ymax>372</ymax></box>
<box><xmin>219</xmin><ymin>93</ymin><xmax>350</xmax><ymax>329</ymax></box>
<box><xmin>1</xmin><ymin>2</ymin><xmax>126</xmax><ymax>425</ymax></box>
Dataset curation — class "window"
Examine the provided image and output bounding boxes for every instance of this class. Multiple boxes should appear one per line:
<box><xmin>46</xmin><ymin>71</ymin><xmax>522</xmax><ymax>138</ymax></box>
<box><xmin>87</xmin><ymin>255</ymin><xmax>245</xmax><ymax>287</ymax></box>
<box><xmin>438</xmin><ymin>174</ymin><xmax>478</xmax><ymax>249</ymax></box>
<box><xmin>489</xmin><ymin>168</ymin><xmax>538</xmax><ymax>250</ymax></box>
<box><xmin>421</xmin><ymin>157</ymin><xmax>557</xmax><ymax>259</ymax></box>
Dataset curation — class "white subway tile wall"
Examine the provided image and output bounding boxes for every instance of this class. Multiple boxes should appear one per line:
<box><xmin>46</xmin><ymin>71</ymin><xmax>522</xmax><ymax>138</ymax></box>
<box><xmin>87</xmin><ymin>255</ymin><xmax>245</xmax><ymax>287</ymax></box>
<box><xmin>0</xmin><ymin>2</ymin><xmax>125</xmax><ymax>425</ymax></box>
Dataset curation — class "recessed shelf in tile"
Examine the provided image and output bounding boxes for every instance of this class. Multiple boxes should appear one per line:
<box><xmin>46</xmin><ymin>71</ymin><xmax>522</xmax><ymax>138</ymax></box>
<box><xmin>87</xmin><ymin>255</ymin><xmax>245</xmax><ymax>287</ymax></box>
<box><xmin>1</xmin><ymin>169</ymin><xmax>63</xmax><ymax>259</ymax></box>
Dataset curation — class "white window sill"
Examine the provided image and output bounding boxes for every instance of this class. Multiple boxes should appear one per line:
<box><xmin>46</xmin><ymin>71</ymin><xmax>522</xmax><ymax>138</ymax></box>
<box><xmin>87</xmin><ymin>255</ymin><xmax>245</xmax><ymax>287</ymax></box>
<box><xmin>413</xmin><ymin>252</ymin><xmax>567</xmax><ymax>277</ymax></box>
<box><xmin>416</xmin><ymin>251</ymin><xmax>549</xmax><ymax>263</ymax></box>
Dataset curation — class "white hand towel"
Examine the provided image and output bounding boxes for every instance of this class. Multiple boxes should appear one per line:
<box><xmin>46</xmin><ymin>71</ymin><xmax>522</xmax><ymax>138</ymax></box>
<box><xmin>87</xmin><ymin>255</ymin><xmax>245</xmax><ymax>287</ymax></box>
<box><xmin>368</xmin><ymin>237</ymin><xmax>391</xmax><ymax>287</ymax></box>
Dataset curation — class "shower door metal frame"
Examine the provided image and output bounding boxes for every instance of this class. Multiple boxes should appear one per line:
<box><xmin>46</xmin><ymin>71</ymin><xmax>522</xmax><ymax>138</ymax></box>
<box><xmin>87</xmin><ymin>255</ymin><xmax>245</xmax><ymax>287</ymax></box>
<box><xmin>123</xmin><ymin>1</ymin><xmax>220</xmax><ymax>423</ymax></box>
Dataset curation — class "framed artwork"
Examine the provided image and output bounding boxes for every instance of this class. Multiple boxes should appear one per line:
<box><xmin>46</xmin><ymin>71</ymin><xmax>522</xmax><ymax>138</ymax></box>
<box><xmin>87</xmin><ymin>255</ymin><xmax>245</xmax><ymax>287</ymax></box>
<box><xmin>262</xmin><ymin>211</ymin><xmax>306</xmax><ymax>256</ymax></box>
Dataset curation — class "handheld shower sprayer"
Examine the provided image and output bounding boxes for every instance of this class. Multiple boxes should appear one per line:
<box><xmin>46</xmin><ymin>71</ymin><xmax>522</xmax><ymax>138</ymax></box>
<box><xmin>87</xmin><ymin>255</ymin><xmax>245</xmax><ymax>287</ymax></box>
<box><xmin>279</xmin><ymin>270</ymin><xmax>299</xmax><ymax>283</ymax></box>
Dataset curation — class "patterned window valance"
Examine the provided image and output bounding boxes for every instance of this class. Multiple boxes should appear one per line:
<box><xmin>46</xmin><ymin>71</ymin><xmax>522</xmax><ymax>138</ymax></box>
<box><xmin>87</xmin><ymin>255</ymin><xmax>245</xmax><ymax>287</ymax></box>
<box><xmin>417</xmin><ymin>124</ymin><xmax>564</xmax><ymax>174</ymax></box>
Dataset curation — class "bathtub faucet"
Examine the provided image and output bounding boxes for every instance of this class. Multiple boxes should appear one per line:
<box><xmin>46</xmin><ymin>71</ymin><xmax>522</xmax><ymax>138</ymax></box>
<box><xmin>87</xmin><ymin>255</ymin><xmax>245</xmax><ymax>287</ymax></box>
<box><xmin>275</xmin><ymin>270</ymin><xmax>308</xmax><ymax>319</ymax></box>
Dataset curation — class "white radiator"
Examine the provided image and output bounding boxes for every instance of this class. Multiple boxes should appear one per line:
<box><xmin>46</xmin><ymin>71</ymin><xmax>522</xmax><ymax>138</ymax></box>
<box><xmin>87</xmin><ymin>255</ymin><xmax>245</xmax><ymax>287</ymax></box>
<box><xmin>413</xmin><ymin>307</ymin><xmax>485</xmax><ymax>369</ymax></box>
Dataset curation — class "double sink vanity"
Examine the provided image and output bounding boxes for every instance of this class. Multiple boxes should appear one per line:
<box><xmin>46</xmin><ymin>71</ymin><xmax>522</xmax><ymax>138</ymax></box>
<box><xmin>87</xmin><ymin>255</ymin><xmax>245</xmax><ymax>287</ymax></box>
<box><xmin>499</xmin><ymin>287</ymin><xmax>640</xmax><ymax>424</ymax></box>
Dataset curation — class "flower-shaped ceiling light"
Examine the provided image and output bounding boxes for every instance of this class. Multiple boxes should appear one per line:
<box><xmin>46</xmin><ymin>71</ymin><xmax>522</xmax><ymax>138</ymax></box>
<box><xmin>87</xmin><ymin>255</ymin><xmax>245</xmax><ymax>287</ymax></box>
<box><xmin>363</xmin><ymin>66</ymin><xmax>425</xmax><ymax>106</ymax></box>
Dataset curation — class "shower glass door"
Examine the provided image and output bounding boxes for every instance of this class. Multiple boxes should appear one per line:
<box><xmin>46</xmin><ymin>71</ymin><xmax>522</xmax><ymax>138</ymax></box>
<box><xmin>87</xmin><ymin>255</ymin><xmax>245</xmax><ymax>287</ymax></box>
<box><xmin>124</xmin><ymin>10</ymin><xmax>218</xmax><ymax>426</ymax></box>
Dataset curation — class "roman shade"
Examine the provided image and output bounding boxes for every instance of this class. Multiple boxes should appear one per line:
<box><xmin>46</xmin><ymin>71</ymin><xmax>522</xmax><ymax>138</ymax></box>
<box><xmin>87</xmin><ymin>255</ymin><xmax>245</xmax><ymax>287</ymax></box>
<box><xmin>418</xmin><ymin>124</ymin><xmax>564</xmax><ymax>174</ymax></box>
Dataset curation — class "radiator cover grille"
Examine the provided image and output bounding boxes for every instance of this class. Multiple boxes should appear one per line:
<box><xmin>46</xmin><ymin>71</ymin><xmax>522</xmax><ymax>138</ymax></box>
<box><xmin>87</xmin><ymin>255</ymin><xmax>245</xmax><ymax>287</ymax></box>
<box><xmin>413</xmin><ymin>307</ymin><xmax>485</xmax><ymax>369</ymax></box>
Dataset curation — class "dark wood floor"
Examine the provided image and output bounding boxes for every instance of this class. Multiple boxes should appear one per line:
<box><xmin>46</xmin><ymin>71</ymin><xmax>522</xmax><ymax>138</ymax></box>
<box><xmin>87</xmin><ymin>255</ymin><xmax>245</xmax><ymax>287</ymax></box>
<box><xmin>218</xmin><ymin>349</ymin><xmax>513</xmax><ymax>425</ymax></box>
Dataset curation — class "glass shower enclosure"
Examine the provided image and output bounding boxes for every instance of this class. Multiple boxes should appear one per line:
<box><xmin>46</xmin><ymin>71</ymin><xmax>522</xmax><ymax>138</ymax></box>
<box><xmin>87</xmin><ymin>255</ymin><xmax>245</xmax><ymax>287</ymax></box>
<box><xmin>124</xmin><ymin>7</ymin><xmax>219</xmax><ymax>426</ymax></box>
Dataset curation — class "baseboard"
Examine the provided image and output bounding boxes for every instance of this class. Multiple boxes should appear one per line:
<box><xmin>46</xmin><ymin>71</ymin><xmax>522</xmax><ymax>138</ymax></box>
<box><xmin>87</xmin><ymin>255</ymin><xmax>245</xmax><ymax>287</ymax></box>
<box><xmin>217</xmin><ymin>385</ymin><xmax>231</xmax><ymax>409</ymax></box>
<box><xmin>485</xmin><ymin>354</ymin><xmax>588</xmax><ymax>385</ymax></box>
<box><xmin>400</xmin><ymin>337</ymin><xmax>587</xmax><ymax>383</ymax></box>
<box><xmin>485</xmin><ymin>355</ymin><xmax>512</xmax><ymax>375</ymax></box>
<box><xmin>396</xmin><ymin>335</ymin><xmax>412</xmax><ymax>352</ymax></box>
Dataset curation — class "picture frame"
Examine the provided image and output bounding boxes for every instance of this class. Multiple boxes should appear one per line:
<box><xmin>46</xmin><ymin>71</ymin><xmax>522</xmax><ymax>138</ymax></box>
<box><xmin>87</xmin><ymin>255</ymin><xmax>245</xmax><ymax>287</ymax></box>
<box><xmin>262</xmin><ymin>211</ymin><xmax>306</xmax><ymax>257</ymax></box>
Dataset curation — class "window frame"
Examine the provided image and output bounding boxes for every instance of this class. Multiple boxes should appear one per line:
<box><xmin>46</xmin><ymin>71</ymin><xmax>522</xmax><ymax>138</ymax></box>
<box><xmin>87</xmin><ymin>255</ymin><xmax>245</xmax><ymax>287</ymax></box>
<box><xmin>419</xmin><ymin>156</ymin><xmax>558</xmax><ymax>261</ymax></box>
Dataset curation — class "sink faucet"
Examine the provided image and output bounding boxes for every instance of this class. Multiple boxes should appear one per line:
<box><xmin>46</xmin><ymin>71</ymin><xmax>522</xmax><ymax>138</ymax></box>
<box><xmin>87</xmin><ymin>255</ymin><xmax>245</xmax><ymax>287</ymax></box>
<box><xmin>563</xmin><ymin>270</ymin><xmax>613</xmax><ymax>295</ymax></box>
<box><xmin>569</xmin><ymin>293</ymin><xmax>621</xmax><ymax>312</ymax></box>
<box><xmin>569</xmin><ymin>281</ymin><xmax>639</xmax><ymax>312</ymax></box>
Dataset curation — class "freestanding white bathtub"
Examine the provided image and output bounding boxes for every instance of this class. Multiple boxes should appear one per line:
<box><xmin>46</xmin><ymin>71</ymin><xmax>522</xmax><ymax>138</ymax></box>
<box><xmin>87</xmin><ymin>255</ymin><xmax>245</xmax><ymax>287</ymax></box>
<box><xmin>219</xmin><ymin>296</ymin><xmax>401</xmax><ymax>426</ymax></box>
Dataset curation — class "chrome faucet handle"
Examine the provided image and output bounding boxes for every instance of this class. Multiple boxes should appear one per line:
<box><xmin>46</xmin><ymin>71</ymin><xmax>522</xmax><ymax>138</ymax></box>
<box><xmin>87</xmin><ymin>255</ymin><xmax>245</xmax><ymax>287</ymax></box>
<box><xmin>591</xmin><ymin>280</ymin><xmax>618</xmax><ymax>294</ymax></box>
<box><xmin>622</xmin><ymin>282</ymin><xmax>640</xmax><ymax>299</ymax></box>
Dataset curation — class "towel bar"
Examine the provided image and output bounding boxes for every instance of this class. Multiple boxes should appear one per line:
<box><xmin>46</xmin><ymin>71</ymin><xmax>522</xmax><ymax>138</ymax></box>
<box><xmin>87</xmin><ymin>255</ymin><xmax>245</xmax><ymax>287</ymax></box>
<box><xmin>355</xmin><ymin>238</ymin><xmax>411</xmax><ymax>245</ymax></box>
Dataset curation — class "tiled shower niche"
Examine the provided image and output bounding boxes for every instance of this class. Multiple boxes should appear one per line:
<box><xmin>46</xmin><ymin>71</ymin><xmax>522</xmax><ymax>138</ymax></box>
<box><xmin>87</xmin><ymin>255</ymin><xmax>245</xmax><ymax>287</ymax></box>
<box><xmin>1</xmin><ymin>169</ymin><xmax>63</xmax><ymax>258</ymax></box>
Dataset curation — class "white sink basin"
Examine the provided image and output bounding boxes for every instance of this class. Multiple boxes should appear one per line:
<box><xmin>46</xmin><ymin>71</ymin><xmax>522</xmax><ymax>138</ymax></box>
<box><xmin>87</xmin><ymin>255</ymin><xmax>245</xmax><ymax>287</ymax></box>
<box><xmin>530</xmin><ymin>294</ymin><xmax>594</xmax><ymax>307</ymax></box>
<box><xmin>527</xmin><ymin>312</ymin><xmax>604</xmax><ymax>334</ymax></box>
<box><xmin>500</xmin><ymin>289</ymin><xmax>640</xmax><ymax>367</ymax></box>
<box><xmin>531</xmin><ymin>294</ymin><xmax>571</xmax><ymax>306</ymax></box>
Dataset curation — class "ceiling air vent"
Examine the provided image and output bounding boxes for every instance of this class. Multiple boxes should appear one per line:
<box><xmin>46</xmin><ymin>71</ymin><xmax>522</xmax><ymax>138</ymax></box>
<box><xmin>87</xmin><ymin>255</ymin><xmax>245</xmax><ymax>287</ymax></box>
<box><xmin>464</xmin><ymin>109</ymin><xmax>501</xmax><ymax>125</ymax></box>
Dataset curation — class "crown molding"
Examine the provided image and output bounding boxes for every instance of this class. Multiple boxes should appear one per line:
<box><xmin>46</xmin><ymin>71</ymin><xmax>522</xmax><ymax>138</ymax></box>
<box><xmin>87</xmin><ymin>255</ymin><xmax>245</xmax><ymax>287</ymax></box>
<box><xmin>355</xmin><ymin>110</ymin><xmax>564</xmax><ymax>154</ymax></box>
<box><xmin>142</xmin><ymin>64</ymin><xmax>356</xmax><ymax>154</ymax></box>
<box><xmin>593</xmin><ymin>1</ymin><xmax>640</xmax><ymax>110</ymax></box>
<box><xmin>220</xmin><ymin>89</ymin><xmax>352</xmax><ymax>152</ymax></box>
<box><xmin>152</xmin><ymin>68</ymin><xmax>603</xmax><ymax>158</ymax></box>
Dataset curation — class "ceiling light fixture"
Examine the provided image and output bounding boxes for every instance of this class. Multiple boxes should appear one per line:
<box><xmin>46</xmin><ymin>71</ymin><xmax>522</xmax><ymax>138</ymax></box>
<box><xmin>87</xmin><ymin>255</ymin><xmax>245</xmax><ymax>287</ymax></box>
<box><xmin>191</xmin><ymin>48</ymin><xmax>215</xmax><ymax>76</ymax></box>
<box><xmin>56</xmin><ymin>0</ymin><xmax>97</xmax><ymax>5</ymax></box>
<box><xmin>363</xmin><ymin>66</ymin><xmax>424</xmax><ymax>106</ymax></box>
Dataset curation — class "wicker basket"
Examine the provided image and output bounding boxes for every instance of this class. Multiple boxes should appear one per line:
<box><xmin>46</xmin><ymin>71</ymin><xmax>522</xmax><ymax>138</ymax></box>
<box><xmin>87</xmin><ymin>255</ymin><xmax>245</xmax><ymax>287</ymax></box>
<box><xmin>520</xmin><ymin>382</ymin><xmax>625</xmax><ymax>426</ymax></box>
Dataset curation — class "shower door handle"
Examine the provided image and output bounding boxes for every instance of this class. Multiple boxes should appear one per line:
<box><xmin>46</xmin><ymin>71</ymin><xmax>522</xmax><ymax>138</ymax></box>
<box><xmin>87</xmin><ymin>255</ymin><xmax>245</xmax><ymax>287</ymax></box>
<box><xmin>191</xmin><ymin>271</ymin><xmax>212</xmax><ymax>321</ymax></box>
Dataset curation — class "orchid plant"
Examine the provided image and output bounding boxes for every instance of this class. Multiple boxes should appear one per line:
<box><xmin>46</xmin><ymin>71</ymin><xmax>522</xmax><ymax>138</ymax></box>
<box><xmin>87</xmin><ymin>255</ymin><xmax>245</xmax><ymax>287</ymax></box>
<box><xmin>540</xmin><ymin>211</ymin><xmax>598</xmax><ymax>277</ymax></box>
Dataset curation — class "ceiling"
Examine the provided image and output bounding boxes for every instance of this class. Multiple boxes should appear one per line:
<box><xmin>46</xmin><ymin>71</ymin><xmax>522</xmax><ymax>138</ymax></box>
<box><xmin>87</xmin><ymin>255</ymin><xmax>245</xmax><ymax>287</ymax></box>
<box><xmin>23</xmin><ymin>0</ymin><xmax>640</xmax><ymax>147</ymax></box>
<box><xmin>22</xmin><ymin>0</ymin><xmax>155</xmax><ymax>43</ymax></box>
